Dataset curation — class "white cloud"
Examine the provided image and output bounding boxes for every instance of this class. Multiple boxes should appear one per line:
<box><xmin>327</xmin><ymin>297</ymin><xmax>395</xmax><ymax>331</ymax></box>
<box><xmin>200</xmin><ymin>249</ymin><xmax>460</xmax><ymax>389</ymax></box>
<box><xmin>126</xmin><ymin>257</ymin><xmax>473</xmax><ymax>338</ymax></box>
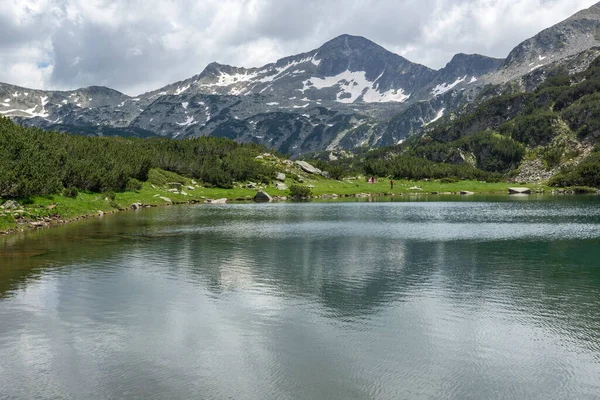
<box><xmin>0</xmin><ymin>0</ymin><xmax>597</xmax><ymax>95</ymax></box>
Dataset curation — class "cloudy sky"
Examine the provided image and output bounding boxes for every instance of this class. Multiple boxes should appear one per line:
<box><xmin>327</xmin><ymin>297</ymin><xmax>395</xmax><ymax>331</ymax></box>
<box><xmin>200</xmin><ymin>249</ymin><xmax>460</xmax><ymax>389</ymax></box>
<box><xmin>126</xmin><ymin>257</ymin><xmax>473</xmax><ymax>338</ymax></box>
<box><xmin>0</xmin><ymin>0</ymin><xmax>597</xmax><ymax>95</ymax></box>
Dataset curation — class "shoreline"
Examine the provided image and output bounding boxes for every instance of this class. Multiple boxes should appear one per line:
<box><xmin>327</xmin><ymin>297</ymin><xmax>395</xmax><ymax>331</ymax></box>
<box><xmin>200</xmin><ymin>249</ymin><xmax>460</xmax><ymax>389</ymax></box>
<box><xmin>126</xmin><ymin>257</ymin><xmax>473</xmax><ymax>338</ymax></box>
<box><xmin>1</xmin><ymin>183</ymin><xmax>597</xmax><ymax>238</ymax></box>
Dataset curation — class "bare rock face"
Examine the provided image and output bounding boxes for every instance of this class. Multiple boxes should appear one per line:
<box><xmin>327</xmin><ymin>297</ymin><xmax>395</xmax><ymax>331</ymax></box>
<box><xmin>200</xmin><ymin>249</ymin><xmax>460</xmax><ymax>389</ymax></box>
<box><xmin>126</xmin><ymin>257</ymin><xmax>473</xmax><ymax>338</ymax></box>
<box><xmin>254</xmin><ymin>191</ymin><xmax>273</xmax><ymax>203</ymax></box>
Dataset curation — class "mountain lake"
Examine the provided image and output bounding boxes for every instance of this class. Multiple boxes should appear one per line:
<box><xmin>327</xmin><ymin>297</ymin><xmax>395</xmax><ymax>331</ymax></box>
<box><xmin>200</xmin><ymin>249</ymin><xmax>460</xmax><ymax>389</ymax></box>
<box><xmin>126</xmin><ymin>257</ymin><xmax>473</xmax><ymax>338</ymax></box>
<box><xmin>1</xmin><ymin>195</ymin><xmax>599</xmax><ymax>399</ymax></box>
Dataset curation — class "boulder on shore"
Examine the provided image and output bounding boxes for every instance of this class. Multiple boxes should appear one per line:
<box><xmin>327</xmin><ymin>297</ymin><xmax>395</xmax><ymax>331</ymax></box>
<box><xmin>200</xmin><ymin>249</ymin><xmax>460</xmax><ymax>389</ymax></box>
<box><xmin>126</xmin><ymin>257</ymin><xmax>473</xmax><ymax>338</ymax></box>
<box><xmin>254</xmin><ymin>191</ymin><xmax>272</xmax><ymax>203</ymax></box>
<box><xmin>275</xmin><ymin>182</ymin><xmax>288</xmax><ymax>190</ymax></box>
<box><xmin>508</xmin><ymin>187</ymin><xmax>531</xmax><ymax>194</ymax></box>
<box><xmin>130</xmin><ymin>202</ymin><xmax>143</xmax><ymax>210</ymax></box>
<box><xmin>159</xmin><ymin>197</ymin><xmax>173</xmax><ymax>204</ymax></box>
<box><xmin>460</xmin><ymin>191</ymin><xmax>475</xmax><ymax>195</ymax></box>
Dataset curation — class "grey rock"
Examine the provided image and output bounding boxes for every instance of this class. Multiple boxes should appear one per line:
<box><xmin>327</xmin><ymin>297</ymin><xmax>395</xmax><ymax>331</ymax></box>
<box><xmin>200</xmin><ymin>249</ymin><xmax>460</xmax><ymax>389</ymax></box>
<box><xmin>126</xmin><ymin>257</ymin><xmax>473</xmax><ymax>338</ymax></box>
<box><xmin>130</xmin><ymin>202</ymin><xmax>143</xmax><ymax>210</ymax></box>
<box><xmin>276</xmin><ymin>173</ymin><xmax>286</xmax><ymax>181</ymax></box>
<box><xmin>460</xmin><ymin>191</ymin><xmax>475</xmax><ymax>195</ymax></box>
<box><xmin>253</xmin><ymin>191</ymin><xmax>272</xmax><ymax>203</ymax></box>
<box><xmin>1</xmin><ymin>200</ymin><xmax>19</xmax><ymax>209</ymax></box>
<box><xmin>295</xmin><ymin>161</ymin><xmax>322</xmax><ymax>174</ymax></box>
<box><xmin>321</xmin><ymin>171</ymin><xmax>331</xmax><ymax>178</ymax></box>
<box><xmin>206</xmin><ymin>198</ymin><xmax>227</xmax><ymax>204</ymax></box>
<box><xmin>159</xmin><ymin>197</ymin><xmax>173</xmax><ymax>203</ymax></box>
<box><xmin>275</xmin><ymin>183</ymin><xmax>288</xmax><ymax>190</ymax></box>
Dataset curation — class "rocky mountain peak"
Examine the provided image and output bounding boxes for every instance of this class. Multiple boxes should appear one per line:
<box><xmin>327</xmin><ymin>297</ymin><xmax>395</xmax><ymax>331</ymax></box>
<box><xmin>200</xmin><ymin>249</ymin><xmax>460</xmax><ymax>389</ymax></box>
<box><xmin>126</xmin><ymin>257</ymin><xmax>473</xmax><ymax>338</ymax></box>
<box><xmin>491</xmin><ymin>1</ymin><xmax>600</xmax><ymax>83</ymax></box>
<box><xmin>443</xmin><ymin>53</ymin><xmax>503</xmax><ymax>75</ymax></box>
<box><xmin>566</xmin><ymin>1</ymin><xmax>600</xmax><ymax>22</ymax></box>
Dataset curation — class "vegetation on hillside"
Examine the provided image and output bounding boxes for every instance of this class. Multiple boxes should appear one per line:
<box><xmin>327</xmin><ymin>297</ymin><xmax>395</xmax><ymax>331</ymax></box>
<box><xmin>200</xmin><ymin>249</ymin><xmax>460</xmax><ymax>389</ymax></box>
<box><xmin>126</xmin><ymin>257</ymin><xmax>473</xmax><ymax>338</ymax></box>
<box><xmin>0</xmin><ymin>116</ymin><xmax>274</xmax><ymax>199</ymax></box>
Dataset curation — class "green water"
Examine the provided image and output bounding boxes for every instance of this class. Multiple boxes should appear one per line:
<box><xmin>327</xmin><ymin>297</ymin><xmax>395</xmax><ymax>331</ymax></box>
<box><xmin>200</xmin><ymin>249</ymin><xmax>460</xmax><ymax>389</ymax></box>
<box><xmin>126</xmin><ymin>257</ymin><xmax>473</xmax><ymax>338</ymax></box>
<box><xmin>1</xmin><ymin>196</ymin><xmax>599</xmax><ymax>399</ymax></box>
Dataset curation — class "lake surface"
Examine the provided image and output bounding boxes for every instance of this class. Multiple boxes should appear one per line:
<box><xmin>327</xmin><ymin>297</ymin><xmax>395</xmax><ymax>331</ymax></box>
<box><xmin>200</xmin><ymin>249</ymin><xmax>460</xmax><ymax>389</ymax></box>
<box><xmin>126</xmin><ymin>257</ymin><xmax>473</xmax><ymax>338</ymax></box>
<box><xmin>1</xmin><ymin>196</ymin><xmax>600</xmax><ymax>399</ymax></box>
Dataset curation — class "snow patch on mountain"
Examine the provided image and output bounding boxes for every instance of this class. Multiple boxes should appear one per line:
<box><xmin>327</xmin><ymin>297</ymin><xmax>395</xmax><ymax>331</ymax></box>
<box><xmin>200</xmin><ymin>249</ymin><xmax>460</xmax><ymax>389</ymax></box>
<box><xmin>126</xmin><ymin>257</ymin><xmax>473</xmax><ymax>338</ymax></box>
<box><xmin>432</xmin><ymin>76</ymin><xmax>467</xmax><ymax>97</ymax></box>
<box><xmin>176</xmin><ymin>116</ymin><xmax>196</xmax><ymax>127</ymax></box>
<box><xmin>302</xmin><ymin>70</ymin><xmax>409</xmax><ymax>103</ymax></box>
<box><xmin>174</xmin><ymin>85</ymin><xmax>190</xmax><ymax>95</ymax></box>
<box><xmin>424</xmin><ymin>108</ymin><xmax>445</xmax><ymax>126</ymax></box>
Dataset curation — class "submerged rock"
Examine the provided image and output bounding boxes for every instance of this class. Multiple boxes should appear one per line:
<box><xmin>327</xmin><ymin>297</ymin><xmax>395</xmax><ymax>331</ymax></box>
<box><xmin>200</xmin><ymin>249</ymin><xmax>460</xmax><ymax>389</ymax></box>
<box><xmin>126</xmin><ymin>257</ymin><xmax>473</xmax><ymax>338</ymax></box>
<box><xmin>508</xmin><ymin>187</ymin><xmax>531</xmax><ymax>194</ymax></box>
<box><xmin>205</xmin><ymin>198</ymin><xmax>227</xmax><ymax>204</ymax></box>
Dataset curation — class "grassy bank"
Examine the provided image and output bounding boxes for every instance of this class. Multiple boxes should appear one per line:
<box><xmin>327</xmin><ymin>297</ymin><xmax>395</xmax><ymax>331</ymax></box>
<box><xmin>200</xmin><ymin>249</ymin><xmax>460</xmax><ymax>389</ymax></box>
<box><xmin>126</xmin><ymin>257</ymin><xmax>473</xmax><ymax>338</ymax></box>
<box><xmin>1</xmin><ymin>175</ymin><xmax>556</xmax><ymax>235</ymax></box>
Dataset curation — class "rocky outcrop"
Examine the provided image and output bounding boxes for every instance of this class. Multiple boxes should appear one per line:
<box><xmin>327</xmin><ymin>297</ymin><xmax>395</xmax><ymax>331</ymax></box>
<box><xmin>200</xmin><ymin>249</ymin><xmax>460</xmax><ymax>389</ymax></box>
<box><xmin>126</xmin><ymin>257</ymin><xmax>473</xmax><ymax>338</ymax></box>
<box><xmin>295</xmin><ymin>161</ymin><xmax>322</xmax><ymax>174</ymax></box>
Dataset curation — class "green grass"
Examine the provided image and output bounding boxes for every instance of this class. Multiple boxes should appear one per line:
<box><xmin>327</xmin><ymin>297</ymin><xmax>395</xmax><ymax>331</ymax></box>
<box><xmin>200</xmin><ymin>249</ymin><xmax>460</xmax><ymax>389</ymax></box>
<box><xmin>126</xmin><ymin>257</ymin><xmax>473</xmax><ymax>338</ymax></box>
<box><xmin>0</xmin><ymin>176</ymin><xmax>553</xmax><ymax>234</ymax></box>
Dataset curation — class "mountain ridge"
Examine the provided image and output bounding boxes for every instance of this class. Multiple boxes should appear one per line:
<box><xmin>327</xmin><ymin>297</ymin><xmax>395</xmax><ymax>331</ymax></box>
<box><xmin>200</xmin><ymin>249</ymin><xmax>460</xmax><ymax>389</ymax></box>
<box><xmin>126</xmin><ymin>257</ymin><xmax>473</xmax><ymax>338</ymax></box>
<box><xmin>3</xmin><ymin>4</ymin><xmax>600</xmax><ymax>156</ymax></box>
